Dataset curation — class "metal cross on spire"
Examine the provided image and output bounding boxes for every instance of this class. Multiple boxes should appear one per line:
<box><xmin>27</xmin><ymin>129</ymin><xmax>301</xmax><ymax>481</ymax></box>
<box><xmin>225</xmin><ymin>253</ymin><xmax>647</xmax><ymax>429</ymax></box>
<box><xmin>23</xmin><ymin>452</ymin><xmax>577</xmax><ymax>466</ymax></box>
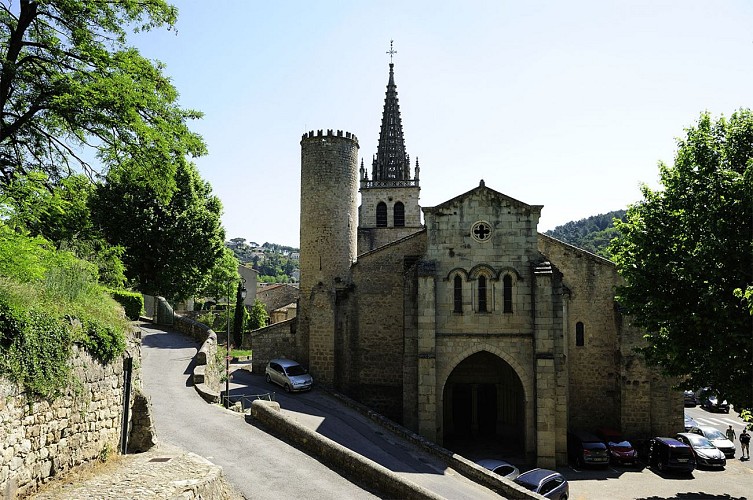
<box><xmin>386</xmin><ymin>39</ymin><xmax>397</xmax><ymax>63</ymax></box>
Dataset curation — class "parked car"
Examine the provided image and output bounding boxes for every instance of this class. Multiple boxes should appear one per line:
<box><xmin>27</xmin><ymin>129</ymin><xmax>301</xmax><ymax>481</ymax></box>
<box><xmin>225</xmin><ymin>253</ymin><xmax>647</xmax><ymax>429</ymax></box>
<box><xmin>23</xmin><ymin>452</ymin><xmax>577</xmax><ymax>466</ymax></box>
<box><xmin>513</xmin><ymin>468</ymin><xmax>569</xmax><ymax>500</ymax></box>
<box><xmin>698</xmin><ymin>388</ymin><xmax>730</xmax><ymax>413</ymax></box>
<box><xmin>648</xmin><ymin>437</ymin><xmax>695</xmax><ymax>474</ymax></box>
<box><xmin>594</xmin><ymin>428</ymin><xmax>638</xmax><ymax>466</ymax></box>
<box><xmin>567</xmin><ymin>431</ymin><xmax>609</xmax><ymax>467</ymax></box>
<box><xmin>688</xmin><ymin>426</ymin><xmax>735</xmax><ymax>458</ymax></box>
<box><xmin>684</xmin><ymin>413</ymin><xmax>699</xmax><ymax>432</ymax></box>
<box><xmin>683</xmin><ymin>390</ymin><xmax>698</xmax><ymax>407</ymax></box>
<box><xmin>265</xmin><ymin>358</ymin><xmax>313</xmax><ymax>392</ymax></box>
<box><xmin>675</xmin><ymin>432</ymin><xmax>726</xmax><ymax>468</ymax></box>
<box><xmin>475</xmin><ymin>459</ymin><xmax>519</xmax><ymax>479</ymax></box>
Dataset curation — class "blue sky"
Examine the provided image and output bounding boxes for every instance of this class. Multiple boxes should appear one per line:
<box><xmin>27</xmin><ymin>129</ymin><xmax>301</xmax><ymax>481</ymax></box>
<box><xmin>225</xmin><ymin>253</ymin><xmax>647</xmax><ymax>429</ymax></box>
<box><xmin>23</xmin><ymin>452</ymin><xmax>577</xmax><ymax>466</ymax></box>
<box><xmin>130</xmin><ymin>1</ymin><xmax>753</xmax><ymax>247</ymax></box>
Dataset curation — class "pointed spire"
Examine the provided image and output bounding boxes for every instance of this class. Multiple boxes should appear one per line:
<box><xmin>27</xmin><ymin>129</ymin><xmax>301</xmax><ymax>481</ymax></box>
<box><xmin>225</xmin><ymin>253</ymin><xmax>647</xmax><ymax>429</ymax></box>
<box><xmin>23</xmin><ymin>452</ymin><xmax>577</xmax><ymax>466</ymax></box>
<box><xmin>372</xmin><ymin>43</ymin><xmax>412</xmax><ymax>182</ymax></box>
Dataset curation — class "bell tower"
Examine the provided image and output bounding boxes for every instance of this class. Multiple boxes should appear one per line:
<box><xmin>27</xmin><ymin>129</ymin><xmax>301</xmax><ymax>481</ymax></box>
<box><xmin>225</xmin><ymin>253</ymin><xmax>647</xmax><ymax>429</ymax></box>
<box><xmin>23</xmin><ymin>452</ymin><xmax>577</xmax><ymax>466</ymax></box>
<box><xmin>358</xmin><ymin>41</ymin><xmax>422</xmax><ymax>253</ymax></box>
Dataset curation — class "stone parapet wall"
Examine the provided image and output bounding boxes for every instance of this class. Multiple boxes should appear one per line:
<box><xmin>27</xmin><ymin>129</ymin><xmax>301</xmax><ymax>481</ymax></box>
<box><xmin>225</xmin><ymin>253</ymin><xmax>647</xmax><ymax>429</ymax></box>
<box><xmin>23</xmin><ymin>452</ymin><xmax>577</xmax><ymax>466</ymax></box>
<box><xmin>172</xmin><ymin>314</ymin><xmax>222</xmax><ymax>397</ymax></box>
<box><xmin>1</xmin><ymin>338</ymin><xmax>146</xmax><ymax>498</ymax></box>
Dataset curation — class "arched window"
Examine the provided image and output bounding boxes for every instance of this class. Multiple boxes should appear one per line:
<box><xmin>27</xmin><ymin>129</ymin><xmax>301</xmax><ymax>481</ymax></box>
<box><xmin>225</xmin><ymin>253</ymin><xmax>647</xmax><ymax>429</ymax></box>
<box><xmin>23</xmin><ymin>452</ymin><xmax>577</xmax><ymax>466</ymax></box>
<box><xmin>576</xmin><ymin>322</ymin><xmax>585</xmax><ymax>346</ymax></box>
<box><xmin>376</xmin><ymin>202</ymin><xmax>387</xmax><ymax>227</ymax></box>
<box><xmin>478</xmin><ymin>275</ymin><xmax>488</xmax><ymax>312</ymax></box>
<box><xmin>503</xmin><ymin>275</ymin><xmax>513</xmax><ymax>313</ymax></box>
<box><xmin>394</xmin><ymin>201</ymin><xmax>405</xmax><ymax>227</ymax></box>
<box><xmin>453</xmin><ymin>275</ymin><xmax>463</xmax><ymax>313</ymax></box>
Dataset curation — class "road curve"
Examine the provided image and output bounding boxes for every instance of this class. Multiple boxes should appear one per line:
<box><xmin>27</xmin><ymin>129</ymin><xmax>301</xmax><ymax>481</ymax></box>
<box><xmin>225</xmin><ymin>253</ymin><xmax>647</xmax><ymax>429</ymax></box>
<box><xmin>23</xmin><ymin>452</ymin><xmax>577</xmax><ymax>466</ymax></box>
<box><xmin>139</xmin><ymin>323</ymin><xmax>379</xmax><ymax>500</ymax></box>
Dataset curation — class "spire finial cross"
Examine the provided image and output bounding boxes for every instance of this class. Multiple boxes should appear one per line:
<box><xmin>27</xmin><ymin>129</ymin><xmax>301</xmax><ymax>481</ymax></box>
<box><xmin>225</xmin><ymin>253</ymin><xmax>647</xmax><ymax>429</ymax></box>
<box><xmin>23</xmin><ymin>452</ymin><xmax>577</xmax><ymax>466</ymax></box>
<box><xmin>386</xmin><ymin>39</ymin><xmax>397</xmax><ymax>63</ymax></box>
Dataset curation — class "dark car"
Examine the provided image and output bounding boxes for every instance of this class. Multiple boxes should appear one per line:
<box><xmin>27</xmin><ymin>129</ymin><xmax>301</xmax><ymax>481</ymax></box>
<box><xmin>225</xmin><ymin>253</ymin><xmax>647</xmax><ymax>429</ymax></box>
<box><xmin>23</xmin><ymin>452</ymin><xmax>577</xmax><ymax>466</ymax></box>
<box><xmin>595</xmin><ymin>428</ymin><xmax>638</xmax><ymax>466</ymax></box>
<box><xmin>684</xmin><ymin>413</ymin><xmax>699</xmax><ymax>432</ymax></box>
<box><xmin>648</xmin><ymin>437</ymin><xmax>695</xmax><ymax>474</ymax></box>
<box><xmin>684</xmin><ymin>390</ymin><xmax>698</xmax><ymax>407</ymax></box>
<box><xmin>513</xmin><ymin>468</ymin><xmax>569</xmax><ymax>500</ymax></box>
<box><xmin>567</xmin><ymin>431</ymin><xmax>609</xmax><ymax>467</ymax></box>
<box><xmin>675</xmin><ymin>432</ymin><xmax>726</xmax><ymax>468</ymax></box>
<box><xmin>698</xmin><ymin>388</ymin><xmax>730</xmax><ymax>413</ymax></box>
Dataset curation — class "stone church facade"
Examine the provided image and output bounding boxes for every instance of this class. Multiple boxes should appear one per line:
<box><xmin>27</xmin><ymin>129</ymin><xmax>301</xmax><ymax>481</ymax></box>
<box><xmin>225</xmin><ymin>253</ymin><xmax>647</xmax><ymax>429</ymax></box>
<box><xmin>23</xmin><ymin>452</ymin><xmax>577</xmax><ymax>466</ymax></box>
<box><xmin>271</xmin><ymin>61</ymin><xmax>681</xmax><ymax>467</ymax></box>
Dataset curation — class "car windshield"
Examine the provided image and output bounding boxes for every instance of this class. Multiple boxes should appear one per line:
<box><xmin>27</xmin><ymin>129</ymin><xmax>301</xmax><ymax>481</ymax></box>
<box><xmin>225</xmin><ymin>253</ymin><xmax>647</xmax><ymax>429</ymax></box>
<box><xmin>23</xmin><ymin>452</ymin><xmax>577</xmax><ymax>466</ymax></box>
<box><xmin>610</xmin><ymin>440</ymin><xmax>631</xmax><ymax>447</ymax></box>
<box><xmin>685</xmin><ymin>434</ymin><xmax>714</xmax><ymax>449</ymax></box>
<box><xmin>704</xmin><ymin>428</ymin><xmax>725</xmax><ymax>440</ymax></box>
<box><xmin>285</xmin><ymin>364</ymin><xmax>307</xmax><ymax>376</ymax></box>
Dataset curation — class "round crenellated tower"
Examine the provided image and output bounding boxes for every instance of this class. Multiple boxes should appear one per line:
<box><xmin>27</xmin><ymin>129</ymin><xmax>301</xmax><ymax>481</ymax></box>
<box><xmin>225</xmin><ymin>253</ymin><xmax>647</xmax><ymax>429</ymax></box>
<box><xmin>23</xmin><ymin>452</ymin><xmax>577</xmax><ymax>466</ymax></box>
<box><xmin>298</xmin><ymin>129</ymin><xmax>359</xmax><ymax>380</ymax></box>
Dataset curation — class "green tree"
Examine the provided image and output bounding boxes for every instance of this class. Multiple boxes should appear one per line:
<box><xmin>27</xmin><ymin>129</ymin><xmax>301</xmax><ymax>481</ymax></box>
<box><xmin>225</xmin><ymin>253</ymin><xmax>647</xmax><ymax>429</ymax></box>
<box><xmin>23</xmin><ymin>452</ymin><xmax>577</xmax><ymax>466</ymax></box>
<box><xmin>91</xmin><ymin>160</ymin><xmax>225</xmax><ymax>302</ymax></box>
<box><xmin>1</xmin><ymin>172</ymin><xmax>126</xmax><ymax>287</ymax></box>
<box><xmin>248</xmin><ymin>299</ymin><xmax>269</xmax><ymax>331</ymax></box>
<box><xmin>0</xmin><ymin>0</ymin><xmax>204</xmax><ymax>193</ymax></box>
<box><xmin>611</xmin><ymin>110</ymin><xmax>753</xmax><ymax>411</ymax></box>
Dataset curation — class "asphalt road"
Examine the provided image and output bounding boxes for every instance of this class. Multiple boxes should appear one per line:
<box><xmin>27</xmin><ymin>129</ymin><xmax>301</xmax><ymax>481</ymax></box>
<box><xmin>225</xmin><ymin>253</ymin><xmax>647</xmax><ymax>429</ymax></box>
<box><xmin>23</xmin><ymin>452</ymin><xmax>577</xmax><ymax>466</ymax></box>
<box><xmin>139</xmin><ymin>323</ymin><xmax>379</xmax><ymax>500</ymax></box>
<box><xmin>139</xmin><ymin>323</ymin><xmax>504</xmax><ymax>500</ymax></box>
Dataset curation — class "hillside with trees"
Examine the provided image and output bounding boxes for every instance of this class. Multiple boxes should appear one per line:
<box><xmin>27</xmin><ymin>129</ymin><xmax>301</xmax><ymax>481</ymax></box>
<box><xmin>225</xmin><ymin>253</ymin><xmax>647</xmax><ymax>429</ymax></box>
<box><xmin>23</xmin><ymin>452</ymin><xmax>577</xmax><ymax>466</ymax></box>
<box><xmin>544</xmin><ymin>210</ymin><xmax>626</xmax><ymax>259</ymax></box>
<box><xmin>227</xmin><ymin>238</ymin><xmax>299</xmax><ymax>283</ymax></box>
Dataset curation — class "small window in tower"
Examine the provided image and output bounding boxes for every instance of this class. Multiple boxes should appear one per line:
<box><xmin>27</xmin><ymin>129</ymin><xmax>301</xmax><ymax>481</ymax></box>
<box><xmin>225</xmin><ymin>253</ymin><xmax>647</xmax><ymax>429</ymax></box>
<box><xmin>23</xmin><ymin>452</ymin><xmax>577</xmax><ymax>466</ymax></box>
<box><xmin>478</xmin><ymin>275</ymin><xmax>488</xmax><ymax>313</ymax></box>
<box><xmin>503</xmin><ymin>275</ymin><xmax>513</xmax><ymax>313</ymax></box>
<box><xmin>376</xmin><ymin>202</ymin><xmax>387</xmax><ymax>227</ymax></box>
<box><xmin>394</xmin><ymin>202</ymin><xmax>405</xmax><ymax>227</ymax></box>
<box><xmin>576</xmin><ymin>322</ymin><xmax>585</xmax><ymax>346</ymax></box>
<box><xmin>453</xmin><ymin>275</ymin><xmax>462</xmax><ymax>313</ymax></box>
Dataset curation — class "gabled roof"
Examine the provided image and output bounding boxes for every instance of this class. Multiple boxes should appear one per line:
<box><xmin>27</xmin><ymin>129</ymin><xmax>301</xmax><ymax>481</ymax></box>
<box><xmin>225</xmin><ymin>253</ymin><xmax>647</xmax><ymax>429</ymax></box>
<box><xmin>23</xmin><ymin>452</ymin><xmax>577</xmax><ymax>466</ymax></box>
<box><xmin>423</xmin><ymin>179</ymin><xmax>543</xmax><ymax>214</ymax></box>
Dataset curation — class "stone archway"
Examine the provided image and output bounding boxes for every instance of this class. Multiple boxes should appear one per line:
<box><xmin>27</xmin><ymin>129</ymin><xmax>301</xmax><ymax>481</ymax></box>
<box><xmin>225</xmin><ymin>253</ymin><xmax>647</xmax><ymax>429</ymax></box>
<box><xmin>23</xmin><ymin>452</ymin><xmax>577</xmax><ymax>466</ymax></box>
<box><xmin>442</xmin><ymin>350</ymin><xmax>525</xmax><ymax>456</ymax></box>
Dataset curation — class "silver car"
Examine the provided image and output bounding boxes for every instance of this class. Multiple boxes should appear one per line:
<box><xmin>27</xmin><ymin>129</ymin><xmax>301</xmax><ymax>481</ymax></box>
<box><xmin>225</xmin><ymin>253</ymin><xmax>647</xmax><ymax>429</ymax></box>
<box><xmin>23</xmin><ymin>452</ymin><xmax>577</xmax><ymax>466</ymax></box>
<box><xmin>265</xmin><ymin>358</ymin><xmax>313</xmax><ymax>392</ymax></box>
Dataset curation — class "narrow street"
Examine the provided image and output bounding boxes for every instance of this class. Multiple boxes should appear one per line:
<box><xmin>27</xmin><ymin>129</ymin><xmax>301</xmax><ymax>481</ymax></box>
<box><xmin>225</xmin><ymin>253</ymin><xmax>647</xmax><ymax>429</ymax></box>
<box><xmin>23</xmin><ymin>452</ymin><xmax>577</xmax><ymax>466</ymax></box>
<box><xmin>139</xmin><ymin>322</ymin><xmax>380</xmax><ymax>500</ymax></box>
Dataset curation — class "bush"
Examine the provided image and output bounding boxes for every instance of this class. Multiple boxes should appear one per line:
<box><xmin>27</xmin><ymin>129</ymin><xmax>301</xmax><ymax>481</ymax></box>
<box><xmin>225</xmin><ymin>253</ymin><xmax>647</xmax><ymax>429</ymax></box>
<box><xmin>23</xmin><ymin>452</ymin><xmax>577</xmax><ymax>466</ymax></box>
<box><xmin>0</xmin><ymin>224</ymin><xmax>129</xmax><ymax>398</ymax></box>
<box><xmin>109</xmin><ymin>289</ymin><xmax>144</xmax><ymax>320</ymax></box>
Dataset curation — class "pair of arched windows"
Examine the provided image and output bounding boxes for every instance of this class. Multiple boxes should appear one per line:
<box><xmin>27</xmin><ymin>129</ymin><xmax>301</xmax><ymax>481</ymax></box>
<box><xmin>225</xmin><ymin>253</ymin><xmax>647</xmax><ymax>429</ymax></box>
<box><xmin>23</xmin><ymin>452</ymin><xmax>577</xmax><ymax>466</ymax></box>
<box><xmin>452</xmin><ymin>274</ymin><xmax>514</xmax><ymax>314</ymax></box>
<box><xmin>376</xmin><ymin>201</ymin><xmax>405</xmax><ymax>228</ymax></box>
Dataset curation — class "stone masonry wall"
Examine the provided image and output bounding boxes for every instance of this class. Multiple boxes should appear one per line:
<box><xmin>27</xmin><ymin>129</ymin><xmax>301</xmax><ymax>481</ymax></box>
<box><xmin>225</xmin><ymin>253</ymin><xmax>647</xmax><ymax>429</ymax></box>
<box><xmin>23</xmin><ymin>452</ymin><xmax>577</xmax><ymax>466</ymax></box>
<box><xmin>537</xmin><ymin>234</ymin><xmax>682</xmax><ymax>436</ymax></box>
<box><xmin>348</xmin><ymin>232</ymin><xmax>427</xmax><ymax>423</ymax></box>
<box><xmin>248</xmin><ymin>319</ymin><xmax>299</xmax><ymax>374</ymax></box>
<box><xmin>1</xmin><ymin>338</ymin><xmax>144</xmax><ymax>498</ymax></box>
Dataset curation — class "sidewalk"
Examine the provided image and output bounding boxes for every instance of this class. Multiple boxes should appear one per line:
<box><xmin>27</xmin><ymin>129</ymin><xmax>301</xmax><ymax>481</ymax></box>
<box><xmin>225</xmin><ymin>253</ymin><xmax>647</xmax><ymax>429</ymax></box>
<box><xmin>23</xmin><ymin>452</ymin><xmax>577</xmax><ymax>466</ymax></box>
<box><xmin>31</xmin><ymin>443</ymin><xmax>242</xmax><ymax>500</ymax></box>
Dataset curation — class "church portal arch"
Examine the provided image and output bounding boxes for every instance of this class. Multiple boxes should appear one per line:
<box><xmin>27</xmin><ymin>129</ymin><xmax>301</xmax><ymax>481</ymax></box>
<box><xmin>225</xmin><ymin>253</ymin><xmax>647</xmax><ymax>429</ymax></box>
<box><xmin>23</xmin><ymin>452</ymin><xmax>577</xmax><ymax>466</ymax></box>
<box><xmin>441</xmin><ymin>349</ymin><xmax>528</xmax><ymax>455</ymax></box>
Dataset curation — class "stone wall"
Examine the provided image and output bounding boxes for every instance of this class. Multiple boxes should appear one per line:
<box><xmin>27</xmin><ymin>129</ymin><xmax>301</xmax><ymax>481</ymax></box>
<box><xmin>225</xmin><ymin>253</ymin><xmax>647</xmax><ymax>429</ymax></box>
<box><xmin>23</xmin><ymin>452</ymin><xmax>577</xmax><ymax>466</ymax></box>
<box><xmin>248</xmin><ymin>319</ymin><xmax>299</xmax><ymax>374</ymax></box>
<box><xmin>537</xmin><ymin>234</ymin><xmax>682</xmax><ymax>437</ymax></box>
<box><xmin>172</xmin><ymin>314</ymin><xmax>222</xmax><ymax>398</ymax></box>
<box><xmin>1</xmin><ymin>336</ymin><xmax>149</xmax><ymax>498</ymax></box>
<box><xmin>347</xmin><ymin>232</ymin><xmax>427</xmax><ymax>422</ymax></box>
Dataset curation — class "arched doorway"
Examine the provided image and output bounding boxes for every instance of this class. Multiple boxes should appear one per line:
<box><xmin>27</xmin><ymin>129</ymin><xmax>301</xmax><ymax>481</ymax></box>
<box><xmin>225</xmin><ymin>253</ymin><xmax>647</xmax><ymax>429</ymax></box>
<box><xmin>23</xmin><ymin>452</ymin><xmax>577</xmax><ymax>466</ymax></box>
<box><xmin>443</xmin><ymin>351</ymin><xmax>525</xmax><ymax>456</ymax></box>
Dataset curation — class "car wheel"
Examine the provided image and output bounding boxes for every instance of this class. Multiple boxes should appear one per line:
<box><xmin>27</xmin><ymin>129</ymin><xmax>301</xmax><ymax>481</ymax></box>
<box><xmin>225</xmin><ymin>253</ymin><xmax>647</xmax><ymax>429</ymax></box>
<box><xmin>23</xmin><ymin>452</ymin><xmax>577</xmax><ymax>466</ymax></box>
<box><xmin>284</xmin><ymin>383</ymin><xmax>291</xmax><ymax>393</ymax></box>
<box><xmin>560</xmin><ymin>495</ymin><xmax>568</xmax><ymax>500</ymax></box>
<box><xmin>265</xmin><ymin>374</ymin><xmax>272</xmax><ymax>384</ymax></box>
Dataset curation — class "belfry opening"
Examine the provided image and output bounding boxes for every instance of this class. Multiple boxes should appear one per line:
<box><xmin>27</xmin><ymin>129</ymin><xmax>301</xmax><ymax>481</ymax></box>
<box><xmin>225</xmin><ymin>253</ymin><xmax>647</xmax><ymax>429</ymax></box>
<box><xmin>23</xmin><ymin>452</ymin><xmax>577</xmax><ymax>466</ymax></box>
<box><xmin>442</xmin><ymin>351</ymin><xmax>525</xmax><ymax>456</ymax></box>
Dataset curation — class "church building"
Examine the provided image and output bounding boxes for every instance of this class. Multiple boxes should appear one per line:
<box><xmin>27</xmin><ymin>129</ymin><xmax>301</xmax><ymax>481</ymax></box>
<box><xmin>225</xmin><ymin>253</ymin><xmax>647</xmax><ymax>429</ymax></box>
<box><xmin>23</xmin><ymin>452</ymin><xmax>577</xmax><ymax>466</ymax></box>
<box><xmin>260</xmin><ymin>57</ymin><xmax>681</xmax><ymax>467</ymax></box>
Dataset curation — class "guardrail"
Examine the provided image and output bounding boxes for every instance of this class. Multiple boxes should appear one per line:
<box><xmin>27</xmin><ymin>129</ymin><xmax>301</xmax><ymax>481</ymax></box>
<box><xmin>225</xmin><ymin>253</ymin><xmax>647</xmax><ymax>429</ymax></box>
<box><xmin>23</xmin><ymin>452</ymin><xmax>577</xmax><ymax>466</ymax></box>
<box><xmin>222</xmin><ymin>392</ymin><xmax>276</xmax><ymax>411</ymax></box>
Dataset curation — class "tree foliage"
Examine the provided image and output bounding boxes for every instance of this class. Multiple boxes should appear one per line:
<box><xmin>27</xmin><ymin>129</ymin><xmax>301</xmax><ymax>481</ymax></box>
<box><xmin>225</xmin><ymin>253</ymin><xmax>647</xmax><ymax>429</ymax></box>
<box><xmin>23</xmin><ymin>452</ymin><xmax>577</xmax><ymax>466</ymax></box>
<box><xmin>91</xmin><ymin>160</ymin><xmax>226</xmax><ymax>302</ymax></box>
<box><xmin>545</xmin><ymin>210</ymin><xmax>626</xmax><ymax>259</ymax></box>
<box><xmin>1</xmin><ymin>172</ymin><xmax>126</xmax><ymax>287</ymax></box>
<box><xmin>0</xmin><ymin>0</ymin><xmax>205</xmax><ymax>194</ymax></box>
<box><xmin>611</xmin><ymin>110</ymin><xmax>753</xmax><ymax>411</ymax></box>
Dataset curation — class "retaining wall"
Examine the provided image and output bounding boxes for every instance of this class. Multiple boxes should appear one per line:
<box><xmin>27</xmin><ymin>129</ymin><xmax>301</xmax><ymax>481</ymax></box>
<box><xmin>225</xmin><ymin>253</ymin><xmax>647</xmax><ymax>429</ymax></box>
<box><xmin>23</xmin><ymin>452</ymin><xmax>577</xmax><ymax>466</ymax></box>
<box><xmin>1</xmin><ymin>336</ymin><xmax>150</xmax><ymax>498</ymax></box>
<box><xmin>172</xmin><ymin>314</ymin><xmax>222</xmax><ymax>403</ymax></box>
